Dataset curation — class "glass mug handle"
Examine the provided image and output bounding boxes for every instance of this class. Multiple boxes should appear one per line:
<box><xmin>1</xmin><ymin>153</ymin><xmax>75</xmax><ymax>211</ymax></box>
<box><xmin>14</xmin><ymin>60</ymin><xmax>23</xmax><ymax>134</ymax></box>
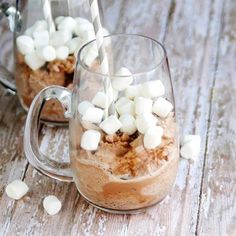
<box><xmin>0</xmin><ymin>2</ymin><xmax>21</xmax><ymax>94</ymax></box>
<box><xmin>24</xmin><ymin>86</ymin><xmax>73</xmax><ymax>182</ymax></box>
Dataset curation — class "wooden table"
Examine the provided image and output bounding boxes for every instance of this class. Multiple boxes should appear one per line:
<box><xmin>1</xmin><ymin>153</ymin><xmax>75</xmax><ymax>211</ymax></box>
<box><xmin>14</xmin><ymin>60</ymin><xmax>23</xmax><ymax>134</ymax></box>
<box><xmin>0</xmin><ymin>0</ymin><xmax>235</xmax><ymax>235</ymax></box>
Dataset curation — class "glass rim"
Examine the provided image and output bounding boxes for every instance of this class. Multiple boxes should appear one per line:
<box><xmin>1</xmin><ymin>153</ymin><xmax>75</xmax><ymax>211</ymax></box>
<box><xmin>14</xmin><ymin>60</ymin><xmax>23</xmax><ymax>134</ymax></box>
<box><xmin>77</xmin><ymin>33</ymin><xmax>167</xmax><ymax>78</ymax></box>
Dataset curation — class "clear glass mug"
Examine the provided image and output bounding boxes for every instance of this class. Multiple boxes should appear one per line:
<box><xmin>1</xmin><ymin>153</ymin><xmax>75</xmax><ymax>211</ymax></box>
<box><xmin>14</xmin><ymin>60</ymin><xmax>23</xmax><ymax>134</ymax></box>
<box><xmin>24</xmin><ymin>34</ymin><xmax>179</xmax><ymax>213</ymax></box>
<box><xmin>0</xmin><ymin>0</ymin><xmax>107</xmax><ymax>124</ymax></box>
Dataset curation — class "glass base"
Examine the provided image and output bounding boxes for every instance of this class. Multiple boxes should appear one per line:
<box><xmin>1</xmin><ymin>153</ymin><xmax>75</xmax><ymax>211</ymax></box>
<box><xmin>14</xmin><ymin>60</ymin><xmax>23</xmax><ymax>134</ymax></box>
<box><xmin>79</xmin><ymin>190</ymin><xmax>166</xmax><ymax>214</ymax></box>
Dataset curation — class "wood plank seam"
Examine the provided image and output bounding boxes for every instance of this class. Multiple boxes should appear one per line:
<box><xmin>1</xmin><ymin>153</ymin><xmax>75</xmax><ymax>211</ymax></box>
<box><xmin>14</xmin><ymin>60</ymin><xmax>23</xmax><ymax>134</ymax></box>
<box><xmin>195</xmin><ymin>0</ymin><xmax>226</xmax><ymax>234</ymax></box>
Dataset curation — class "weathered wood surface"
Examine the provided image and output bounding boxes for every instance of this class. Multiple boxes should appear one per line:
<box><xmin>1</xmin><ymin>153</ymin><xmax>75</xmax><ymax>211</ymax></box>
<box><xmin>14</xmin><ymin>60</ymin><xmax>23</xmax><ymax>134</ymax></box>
<box><xmin>0</xmin><ymin>0</ymin><xmax>235</xmax><ymax>235</ymax></box>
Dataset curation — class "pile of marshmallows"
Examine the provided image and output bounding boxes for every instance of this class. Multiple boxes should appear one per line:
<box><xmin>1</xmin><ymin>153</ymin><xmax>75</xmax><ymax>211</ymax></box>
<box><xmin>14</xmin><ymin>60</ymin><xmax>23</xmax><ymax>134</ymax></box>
<box><xmin>16</xmin><ymin>16</ymin><xmax>108</xmax><ymax>70</ymax></box>
<box><xmin>79</xmin><ymin>67</ymin><xmax>174</xmax><ymax>151</ymax></box>
<box><xmin>5</xmin><ymin>180</ymin><xmax>61</xmax><ymax>215</ymax></box>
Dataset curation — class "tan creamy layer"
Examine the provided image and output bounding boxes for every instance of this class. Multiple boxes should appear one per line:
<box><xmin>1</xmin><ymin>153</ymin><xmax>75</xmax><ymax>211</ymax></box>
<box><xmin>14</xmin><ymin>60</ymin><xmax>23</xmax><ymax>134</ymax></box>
<box><xmin>70</xmin><ymin>115</ymin><xmax>179</xmax><ymax>210</ymax></box>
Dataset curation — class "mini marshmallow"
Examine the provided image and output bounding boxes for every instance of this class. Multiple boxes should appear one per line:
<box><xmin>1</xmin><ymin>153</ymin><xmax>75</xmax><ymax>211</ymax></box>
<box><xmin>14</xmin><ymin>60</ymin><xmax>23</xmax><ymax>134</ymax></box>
<box><xmin>99</xmin><ymin>115</ymin><xmax>122</xmax><ymax>135</ymax></box>
<box><xmin>135</xmin><ymin>97</ymin><xmax>153</xmax><ymax>115</ymax></box>
<box><xmin>112</xmin><ymin>67</ymin><xmax>133</xmax><ymax>91</ymax></box>
<box><xmin>144</xmin><ymin>126</ymin><xmax>164</xmax><ymax>149</ymax></box>
<box><xmin>136</xmin><ymin>113</ymin><xmax>158</xmax><ymax>134</ymax></box>
<box><xmin>25</xmin><ymin>20</ymin><xmax>48</xmax><ymax>36</ymax></box>
<box><xmin>38</xmin><ymin>45</ymin><xmax>56</xmax><ymax>62</ymax></box>
<box><xmin>25</xmin><ymin>52</ymin><xmax>45</xmax><ymax>70</ymax></box>
<box><xmin>180</xmin><ymin>135</ymin><xmax>201</xmax><ymax>160</ymax></box>
<box><xmin>152</xmin><ymin>97</ymin><xmax>173</xmax><ymax>118</ymax></box>
<box><xmin>115</xmin><ymin>97</ymin><xmax>130</xmax><ymax>108</ymax></box>
<box><xmin>16</xmin><ymin>35</ymin><xmax>34</xmax><ymax>55</ymax></box>
<box><xmin>5</xmin><ymin>180</ymin><xmax>29</xmax><ymax>200</ymax></box>
<box><xmin>83</xmin><ymin>30</ymin><xmax>96</xmax><ymax>43</ymax></box>
<box><xmin>33</xmin><ymin>30</ymin><xmax>49</xmax><ymax>49</ymax></box>
<box><xmin>81</xmin><ymin>129</ymin><xmax>101</xmax><ymax>151</ymax></box>
<box><xmin>141</xmin><ymin>80</ymin><xmax>165</xmax><ymax>98</ymax></box>
<box><xmin>75</xmin><ymin>17</ymin><xmax>91</xmax><ymax>26</ymax></box>
<box><xmin>92</xmin><ymin>91</ymin><xmax>108</xmax><ymax>109</ymax></box>
<box><xmin>82</xmin><ymin>107</ymin><xmax>104</xmax><ymax>124</ymax></box>
<box><xmin>50</xmin><ymin>30</ymin><xmax>72</xmax><ymax>47</ymax></box>
<box><xmin>116</xmin><ymin>100</ymin><xmax>135</xmax><ymax>116</ymax></box>
<box><xmin>74</xmin><ymin>20</ymin><xmax>94</xmax><ymax>37</ymax></box>
<box><xmin>125</xmin><ymin>85</ymin><xmax>141</xmax><ymax>99</ymax></box>
<box><xmin>55</xmin><ymin>16</ymin><xmax>65</xmax><ymax>25</ymax></box>
<box><xmin>56</xmin><ymin>46</ymin><xmax>69</xmax><ymax>60</ymax></box>
<box><xmin>67</xmin><ymin>37</ymin><xmax>84</xmax><ymax>54</ymax></box>
<box><xmin>78</xmin><ymin>101</ymin><xmax>94</xmax><ymax>115</ymax></box>
<box><xmin>119</xmin><ymin>114</ymin><xmax>137</xmax><ymax>135</ymax></box>
<box><xmin>57</xmin><ymin>16</ymin><xmax>77</xmax><ymax>33</ymax></box>
<box><xmin>43</xmin><ymin>195</ymin><xmax>62</xmax><ymax>215</ymax></box>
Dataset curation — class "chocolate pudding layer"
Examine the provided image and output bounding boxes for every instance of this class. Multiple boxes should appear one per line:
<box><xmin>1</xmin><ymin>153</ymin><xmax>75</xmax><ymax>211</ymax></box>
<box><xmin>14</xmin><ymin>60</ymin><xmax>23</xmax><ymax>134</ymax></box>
<box><xmin>70</xmin><ymin>115</ymin><xmax>179</xmax><ymax>211</ymax></box>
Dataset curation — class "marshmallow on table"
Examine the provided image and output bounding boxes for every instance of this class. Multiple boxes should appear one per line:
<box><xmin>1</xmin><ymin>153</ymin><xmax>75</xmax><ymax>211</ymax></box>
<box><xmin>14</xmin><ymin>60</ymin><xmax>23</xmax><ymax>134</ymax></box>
<box><xmin>81</xmin><ymin>129</ymin><xmax>101</xmax><ymax>151</ymax></box>
<box><xmin>50</xmin><ymin>30</ymin><xmax>72</xmax><ymax>47</ymax></box>
<box><xmin>38</xmin><ymin>45</ymin><xmax>56</xmax><ymax>62</ymax></box>
<box><xmin>119</xmin><ymin>114</ymin><xmax>137</xmax><ymax>135</ymax></box>
<box><xmin>16</xmin><ymin>35</ymin><xmax>34</xmax><ymax>55</ymax></box>
<box><xmin>5</xmin><ymin>180</ymin><xmax>29</xmax><ymax>200</ymax></box>
<box><xmin>78</xmin><ymin>101</ymin><xmax>94</xmax><ymax>115</ymax></box>
<box><xmin>100</xmin><ymin>115</ymin><xmax>122</xmax><ymax>135</ymax></box>
<box><xmin>67</xmin><ymin>37</ymin><xmax>84</xmax><ymax>54</ymax></box>
<box><xmin>43</xmin><ymin>195</ymin><xmax>62</xmax><ymax>215</ymax></box>
<box><xmin>153</xmin><ymin>97</ymin><xmax>173</xmax><ymax>118</ymax></box>
<box><xmin>82</xmin><ymin>107</ymin><xmax>104</xmax><ymax>124</ymax></box>
<box><xmin>116</xmin><ymin>99</ymin><xmax>135</xmax><ymax>116</ymax></box>
<box><xmin>125</xmin><ymin>85</ymin><xmax>141</xmax><ymax>99</ymax></box>
<box><xmin>136</xmin><ymin>113</ymin><xmax>158</xmax><ymax>134</ymax></box>
<box><xmin>144</xmin><ymin>126</ymin><xmax>164</xmax><ymax>149</ymax></box>
<box><xmin>141</xmin><ymin>80</ymin><xmax>165</xmax><ymax>98</ymax></box>
<box><xmin>56</xmin><ymin>46</ymin><xmax>69</xmax><ymax>60</ymax></box>
<box><xmin>57</xmin><ymin>16</ymin><xmax>77</xmax><ymax>33</ymax></box>
<box><xmin>135</xmin><ymin>97</ymin><xmax>153</xmax><ymax>115</ymax></box>
<box><xmin>112</xmin><ymin>67</ymin><xmax>133</xmax><ymax>91</ymax></box>
<box><xmin>180</xmin><ymin>134</ymin><xmax>201</xmax><ymax>160</ymax></box>
<box><xmin>25</xmin><ymin>52</ymin><xmax>45</xmax><ymax>70</ymax></box>
<box><xmin>33</xmin><ymin>30</ymin><xmax>49</xmax><ymax>49</ymax></box>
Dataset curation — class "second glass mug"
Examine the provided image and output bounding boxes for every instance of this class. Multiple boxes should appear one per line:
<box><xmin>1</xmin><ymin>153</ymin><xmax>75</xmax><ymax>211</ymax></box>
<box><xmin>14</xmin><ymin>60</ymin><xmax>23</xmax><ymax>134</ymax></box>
<box><xmin>24</xmin><ymin>34</ymin><xmax>179</xmax><ymax>213</ymax></box>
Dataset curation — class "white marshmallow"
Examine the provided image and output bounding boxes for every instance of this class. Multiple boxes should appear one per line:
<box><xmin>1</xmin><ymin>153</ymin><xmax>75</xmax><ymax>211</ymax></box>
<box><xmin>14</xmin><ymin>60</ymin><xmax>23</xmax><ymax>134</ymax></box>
<box><xmin>43</xmin><ymin>195</ymin><xmax>62</xmax><ymax>215</ymax></box>
<box><xmin>74</xmin><ymin>20</ymin><xmax>94</xmax><ymax>37</ymax></box>
<box><xmin>82</xmin><ymin>107</ymin><xmax>104</xmax><ymax>124</ymax></box>
<box><xmin>144</xmin><ymin>126</ymin><xmax>164</xmax><ymax>149</ymax></box>
<box><xmin>99</xmin><ymin>115</ymin><xmax>122</xmax><ymax>135</ymax></box>
<box><xmin>25</xmin><ymin>20</ymin><xmax>48</xmax><ymax>36</ymax></box>
<box><xmin>38</xmin><ymin>45</ymin><xmax>56</xmax><ymax>62</ymax></box>
<box><xmin>180</xmin><ymin>135</ymin><xmax>201</xmax><ymax>160</ymax></box>
<box><xmin>136</xmin><ymin>113</ymin><xmax>158</xmax><ymax>134</ymax></box>
<box><xmin>141</xmin><ymin>80</ymin><xmax>165</xmax><ymax>98</ymax></box>
<box><xmin>116</xmin><ymin>100</ymin><xmax>135</xmax><ymax>116</ymax></box>
<box><xmin>115</xmin><ymin>97</ymin><xmax>130</xmax><ymax>108</ymax></box>
<box><xmin>33</xmin><ymin>30</ymin><xmax>49</xmax><ymax>49</ymax></box>
<box><xmin>16</xmin><ymin>35</ymin><xmax>34</xmax><ymax>55</ymax></box>
<box><xmin>83</xmin><ymin>30</ymin><xmax>96</xmax><ymax>43</ymax></box>
<box><xmin>57</xmin><ymin>16</ymin><xmax>77</xmax><ymax>33</ymax></box>
<box><xmin>134</xmin><ymin>97</ymin><xmax>153</xmax><ymax>115</ymax></box>
<box><xmin>125</xmin><ymin>85</ymin><xmax>141</xmax><ymax>99</ymax></box>
<box><xmin>75</xmin><ymin>17</ymin><xmax>91</xmax><ymax>26</ymax></box>
<box><xmin>56</xmin><ymin>46</ymin><xmax>69</xmax><ymax>60</ymax></box>
<box><xmin>78</xmin><ymin>101</ymin><xmax>94</xmax><ymax>115</ymax></box>
<box><xmin>50</xmin><ymin>30</ymin><xmax>72</xmax><ymax>47</ymax></box>
<box><xmin>55</xmin><ymin>16</ymin><xmax>65</xmax><ymax>25</ymax></box>
<box><xmin>81</xmin><ymin>129</ymin><xmax>101</xmax><ymax>151</ymax></box>
<box><xmin>92</xmin><ymin>91</ymin><xmax>108</xmax><ymax>109</ymax></box>
<box><xmin>152</xmin><ymin>97</ymin><xmax>173</xmax><ymax>118</ymax></box>
<box><xmin>119</xmin><ymin>114</ymin><xmax>137</xmax><ymax>135</ymax></box>
<box><xmin>25</xmin><ymin>52</ymin><xmax>45</xmax><ymax>70</ymax></box>
<box><xmin>5</xmin><ymin>180</ymin><xmax>29</xmax><ymax>200</ymax></box>
<box><xmin>67</xmin><ymin>37</ymin><xmax>84</xmax><ymax>54</ymax></box>
<box><xmin>112</xmin><ymin>67</ymin><xmax>133</xmax><ymax>91</ymax></box>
